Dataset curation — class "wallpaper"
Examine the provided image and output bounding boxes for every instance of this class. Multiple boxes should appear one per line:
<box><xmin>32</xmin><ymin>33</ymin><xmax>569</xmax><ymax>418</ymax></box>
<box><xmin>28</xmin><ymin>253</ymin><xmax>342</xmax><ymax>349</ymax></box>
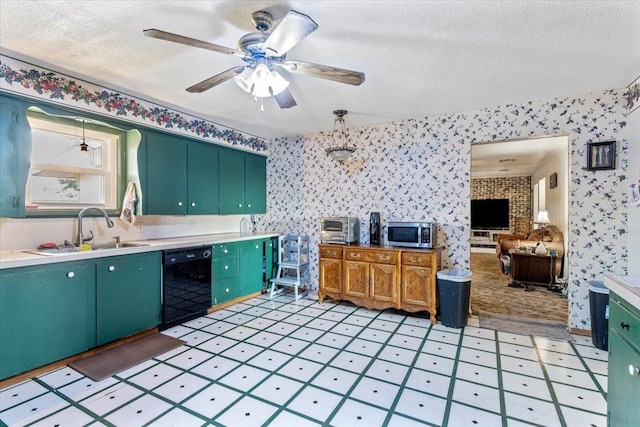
<box><xmin>261</xmin><ymin>90</ymin><xmax>629</xmax><ymax>330</ymax></box>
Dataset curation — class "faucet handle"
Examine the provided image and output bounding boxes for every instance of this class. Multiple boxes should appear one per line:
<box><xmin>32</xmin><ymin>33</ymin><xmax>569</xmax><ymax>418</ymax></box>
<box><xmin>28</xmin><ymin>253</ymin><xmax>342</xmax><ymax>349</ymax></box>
<box><xmin>84</xmin><ymin>230</ymin><xmax>94</xmax><ymax>243</ymax></box>
<box><xmin>113</xmin><ymin>236</ymin><xmax>121</xmax><ymax>244</ymax></box>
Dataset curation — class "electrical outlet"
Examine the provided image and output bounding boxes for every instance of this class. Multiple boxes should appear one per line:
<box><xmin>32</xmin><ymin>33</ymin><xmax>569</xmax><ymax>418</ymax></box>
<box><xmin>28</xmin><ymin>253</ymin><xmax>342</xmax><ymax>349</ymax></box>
<box><xmin>136</xmin><ymin>222</ymin><xmax>143</xmax><ymax>233</ymax></box>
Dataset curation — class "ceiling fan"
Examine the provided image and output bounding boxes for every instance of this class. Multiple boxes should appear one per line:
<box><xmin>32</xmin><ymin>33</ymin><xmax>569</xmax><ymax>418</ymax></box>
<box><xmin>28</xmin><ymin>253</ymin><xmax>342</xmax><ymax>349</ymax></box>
<box><xmin>143</xmin><ymin>10</ymin><xmax>365</xmax><ymax>109</ymax></box>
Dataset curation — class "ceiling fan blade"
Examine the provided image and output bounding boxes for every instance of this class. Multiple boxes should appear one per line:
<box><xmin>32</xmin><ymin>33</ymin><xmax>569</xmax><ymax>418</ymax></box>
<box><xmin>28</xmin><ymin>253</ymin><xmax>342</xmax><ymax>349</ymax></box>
<box><xmin>282</xmin><ymin>60</ymin><xmax>365</xmax><ymax>86</ymax></box>
<box><xmin>263</xmin><ymin>11</ymin><xmax>318</xmax><ymax>56</ymax></box>
<box><xmin>274</xmin><ymin>88</ymin><xmax>297</xmax><ymax>109</ymax></box>
<box><xmin>186</xmin><ymin>67</ymin><xmax>243</xmax><ymax>93</ymax></box>
<box><xmin>143</xmin><ymin>29</ymin><xmax>242</xmax><ymax>56</ymax></box>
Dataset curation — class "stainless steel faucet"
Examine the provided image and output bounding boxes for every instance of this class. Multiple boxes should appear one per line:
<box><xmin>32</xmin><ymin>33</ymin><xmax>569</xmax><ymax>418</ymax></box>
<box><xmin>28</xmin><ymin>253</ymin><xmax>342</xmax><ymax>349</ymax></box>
<box><xmin>77</xmin><ymin>207</ymin><xmax>115</xmax><ymax>246</ymax></box>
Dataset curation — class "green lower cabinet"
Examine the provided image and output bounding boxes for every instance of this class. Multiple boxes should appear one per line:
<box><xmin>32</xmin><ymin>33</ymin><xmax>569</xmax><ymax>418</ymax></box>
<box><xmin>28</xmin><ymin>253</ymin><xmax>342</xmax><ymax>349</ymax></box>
<box><xmin>212</xmin><ymin>277</ymin><xmax>241</xmax><ymax>305</ymax></box>
<box><xmin>96</xmin><ymin>252</ymin><xmax>162</xmax><ymax>346</ymax></box>
<box><xmin>240</xmin><ymin>239</ymin><xmax>266</xmax><ymax>295</ymax></box>
<box><xmin>212</xmin><ymin>242</ymin><xmax>240</xmax><ymax>306</ymax></box>
<box><xmin>0</xmin><ymin>262</ymin><xmax>95</xmax><ymax>380</ymax></box>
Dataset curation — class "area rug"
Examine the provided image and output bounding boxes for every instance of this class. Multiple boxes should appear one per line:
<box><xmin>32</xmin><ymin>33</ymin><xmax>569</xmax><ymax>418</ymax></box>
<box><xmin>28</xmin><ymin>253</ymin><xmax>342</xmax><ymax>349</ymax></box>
<box><xmin>479</xmin><ymin>312</ymin><xmax>574</xmax><ymax>341</ymax></box>
<box><xmin>69</xmin><ymin>333</ymin><xmax>185</xmax><ymax>381</ymax></box>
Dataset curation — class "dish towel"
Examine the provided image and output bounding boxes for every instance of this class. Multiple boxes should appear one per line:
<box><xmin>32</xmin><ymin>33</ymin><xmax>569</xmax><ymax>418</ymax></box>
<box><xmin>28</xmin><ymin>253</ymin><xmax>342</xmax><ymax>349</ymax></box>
<box><xmin>120</xmin><ymin>182</ymin><xmax>137</xmax><ymax>225</ymax></box>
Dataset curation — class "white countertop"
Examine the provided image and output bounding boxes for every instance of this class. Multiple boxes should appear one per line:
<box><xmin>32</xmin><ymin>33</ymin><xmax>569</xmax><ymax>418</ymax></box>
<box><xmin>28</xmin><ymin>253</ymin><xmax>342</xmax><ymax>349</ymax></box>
<box><xmin>605</xmin><ymin>275</ymin><xmax>640</xmax><ymax>309</ymax></box>
<box><xmin>0</xmin><ymin>231</ymin><xmax>282</xmax><ymax>270</ymax></box>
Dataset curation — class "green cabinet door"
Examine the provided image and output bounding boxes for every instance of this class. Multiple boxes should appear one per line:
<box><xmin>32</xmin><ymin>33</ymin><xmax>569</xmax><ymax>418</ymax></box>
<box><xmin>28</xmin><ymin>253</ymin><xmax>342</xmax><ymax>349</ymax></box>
<box><xmin>145</xmin><ymin>131</ymin><xmax>188</xmax><ymax>215</ymax></box>
<box><xmin>607</xmin><ymin>329</ymin><xmax>640</xmax><ymax>426</ymax></box>
<box><xmin>240</xmin><ymin>239</ymin><xmax>265</xmax><ymax>295</ymax></box>
<box><xmin>218</xmin><ymin>149</ymin><xmax>246</xmax><ymax>214</ymax></box>
<box><xmin>0</xmin><ymin>262</ymin><xmax>95</xmax><ymax>380</ymax></box>
<box><xmin>0</xmin><ymin>95</ymin><xmax>32</xmax><ymax>218</ymax></box>
<box><xmin>245</xmin><ymin>154</ymin><xmax>267</xmax><ymax>214</ymax></box>
<box><xmin>96</xmin><ymin>252</ymin><xmax>162</xmax><ymax>346</ymax></box>
<box><xmin>187</xmin><ymin>141</ymin><xmax>219</xmax><ymax>214</ymax></box>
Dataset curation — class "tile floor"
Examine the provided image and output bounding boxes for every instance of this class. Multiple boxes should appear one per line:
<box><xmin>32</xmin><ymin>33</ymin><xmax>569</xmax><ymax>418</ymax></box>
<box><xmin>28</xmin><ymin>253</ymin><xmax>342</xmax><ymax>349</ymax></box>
<box><xmin>0</xmin><ymin>294</ymin><xmax>608</xmax><ymax>427</ymax></box>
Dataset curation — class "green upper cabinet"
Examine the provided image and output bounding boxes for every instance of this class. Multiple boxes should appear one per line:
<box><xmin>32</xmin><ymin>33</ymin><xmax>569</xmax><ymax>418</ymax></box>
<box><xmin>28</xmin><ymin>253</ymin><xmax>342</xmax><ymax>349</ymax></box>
<box><xmin>96</xmin><ymin>252</ymin><xmax>162</xmax><ymax>346</ymax></box>
<box><xmin>0</xmin><ymin>262</ymin><xmax>95</xmax><ymax>380</ymax></box>
<box><xmin>188</xmin><ymin>141</ymin><xmax>219</xmax><ymax>214</ymax></box>
<box><xmin>142</xmin><ymin>131</ymin><xmax>219</xmax><ymax>215</ymax></box>
<box><xmin>219</xmin><ymin>148</ymin><xmax>267</xmax><ymax>215</ymax></box>
<box><xmin>0</xmin><ymin>95</ymin><xmax>32</xmax><ymax>218</ymax></box>
<box><xmin>144</xmin><ymin>131</ymin><xmax>188</xmax><ymax>215</ymax></box>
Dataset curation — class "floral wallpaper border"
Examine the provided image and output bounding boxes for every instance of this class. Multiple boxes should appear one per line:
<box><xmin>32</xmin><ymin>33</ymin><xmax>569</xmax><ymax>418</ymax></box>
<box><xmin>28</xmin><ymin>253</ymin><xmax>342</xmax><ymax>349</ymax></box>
<box><xmin>0</xmin><ymin>55</ymin><xmax>267</xmax><ymax>152</ymax></box>
<box><xmin>624</xmin><ymin>74</ymin><xmax>640</xmax><ymax>116</ymax></box>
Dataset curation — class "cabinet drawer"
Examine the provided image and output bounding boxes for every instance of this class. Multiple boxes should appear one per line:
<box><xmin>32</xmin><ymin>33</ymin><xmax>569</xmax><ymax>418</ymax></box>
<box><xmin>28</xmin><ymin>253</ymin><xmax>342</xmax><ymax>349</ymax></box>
<box><xmin>320</xmin><ymin>247</ymin><xmax>343</xmax><ymax>259</ymax></box>
<box><xmin>345</xmin><ymin>249</ymin><xmax>397</xmax><ymax>264</ymax></box>
<box><xmin>213</xmin><ymin>256</ymin><xmax>239</xmax><ymax>279</ymax></box>
<box><xmin>401</xmin><ymin>252</ymin><xmax>433</xmax><ymax>267</ymax></box>
<box><xmin>610</xmin><ymin>296</ymin><xmax>640</xmax><ymax>348</ymax></box>
<box><xmin>213</xmin><ymin>243</ymin><xmax>239</xmax><ymax>258</ymax></box>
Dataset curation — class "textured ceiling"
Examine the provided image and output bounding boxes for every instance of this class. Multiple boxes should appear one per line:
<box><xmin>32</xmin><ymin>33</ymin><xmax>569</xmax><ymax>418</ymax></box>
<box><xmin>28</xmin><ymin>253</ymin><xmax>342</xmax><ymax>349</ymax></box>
<box><xmin>1</xmin><ymin>1</ymin><xmax>639</xmax><ymax>140</ymax></box>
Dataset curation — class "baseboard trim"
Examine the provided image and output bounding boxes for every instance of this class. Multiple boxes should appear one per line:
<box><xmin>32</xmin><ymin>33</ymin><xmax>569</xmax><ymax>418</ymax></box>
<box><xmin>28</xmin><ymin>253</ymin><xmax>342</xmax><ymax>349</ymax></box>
<box><xmin>570</xmin><ymin>327</ymin><xmax>591</xmax><ymax>336</ymax></box>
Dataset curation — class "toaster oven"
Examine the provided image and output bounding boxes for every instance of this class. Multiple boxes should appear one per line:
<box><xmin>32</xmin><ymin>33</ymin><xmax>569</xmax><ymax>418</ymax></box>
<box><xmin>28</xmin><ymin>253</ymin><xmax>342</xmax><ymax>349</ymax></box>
<box><xmin>320</xmin><ymin>217</ymin><xmax>360</xmax><ymax>244</ymax></box>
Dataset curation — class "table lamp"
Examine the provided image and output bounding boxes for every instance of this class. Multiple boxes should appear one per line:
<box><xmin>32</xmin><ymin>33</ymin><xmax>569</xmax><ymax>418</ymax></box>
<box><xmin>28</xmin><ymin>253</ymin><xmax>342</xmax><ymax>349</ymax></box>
<box><xmin>534</xmin><ymin>210</ymin><xmax>550</xmax><ymax>255</ymax></box>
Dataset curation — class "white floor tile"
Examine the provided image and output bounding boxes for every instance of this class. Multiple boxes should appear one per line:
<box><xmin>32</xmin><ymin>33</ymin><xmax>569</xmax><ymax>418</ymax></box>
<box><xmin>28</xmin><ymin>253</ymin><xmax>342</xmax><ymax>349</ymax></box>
<box><xmin>447</xmin><ymin>401</ymin><xmax>503</xmax><ymax>426</ymax></box>
<box><xmin>151</xmin><ymin>407</ymin><xmax>207</xmax><ymax>427</ymax></box>
<box><xmin>499</xmin><ymin>342</ymin><xmax>540</xmax><ymax>361</ymax></box>
<box><xmin>582</xmin><ymin>357</ymin><xmax>608</xmax><ymax>376</ymax></box>
<box><xmin>552</xmin><ymin>383</ymin><xmax>607</xmax><ymax>415</ymax></box>
<box><xmin>560</xmin><ymin>405</ymin><xmax>607</xmax><ymax>427</ymax></box>
<box><xmin>458</xmin><ymin>346</ymin><xmax>498</xmax><ymax>369</ymax></box>
<box><xmin>345</xmin><ymin>338</ymin><xmax>383</xmax><ymax>357</ymax></box>
<box><xmin>282</xmin><ymin>314</ymin><xmax>314</xmax><ymax>326</ymax></box>
<box><xmin>0</xmin><ymin>380</ymin><xmax>49</xmax><ymax>410</ymax></box>
<box><xmin>501</xmin><ymin>372</ymin><xmax>552</xmax><ymax>401</ymax></box>
<box><xmin>201</xmin><ymin>320</ymin><xmax>237</xmax><ymax>335</ymax></box>
<box><xmin>29</xmin><ymin>405</ymin><xmax>95</xmax><ymax>427</ymax></box>
<box><xmin>152</xmin><ymin>372</ymin><xmax>210</xmax><ymax>403</ymax></box>
<box><xmin>465</xmin><ymin>326</ymin><xmax>498</xmax><ymax>341</ymax></box>
<box><xmin>402</xmin><ymin>316</ymin><xmax>433</xmax><ymax>329</ymax></box>
<box><xmin>250</xmin><ymin>374</ymin><xmax>305</xmax><ymax>405</ymax></box>
<box><xmin>503</xmin><ymin>391</ymin><xmax>562</xmax><ymax>427</ymax></box>
<box><xmin>377</xmin><ymin>345</ymin><xmax>417</xmax><ymax>365</ymax></box>
<box><xmin>330</xmin><ymin>304</ymin><xmax>359</xmax><ymax>314</ymax></box>
<box><xmin>316</xmin><ymin>332</ymin><xmax>353</xmax><ymax>349</ymax></box>
<box><xmin>329</xmin><ymin>398</ymin><xmax>389</xmax><ymax>427</ymax></box>
<box><xmin>218</xmin><ymin>364</ymin><xmax>270</xmax><ymax>392</ymax></box>
<box><xmin>377</xmin><ymin>311</ymin><xmax>406</xmax><ymax>323</ymax></box>
<box><xmin>182</xmin><ymin>315</ymin><xmax>216</xmax><ymax>329</ymax></box>
<box><xmin>298</xmin><ymin>343</ymin><xmax>340</xmax><ymax>364</ymax></box>
<box><xmin>594</xmin><ymin>373</ymin><xmax>608</xmax><ymax>393</ymax></box>
<box><xmin>225</xmin><ymin>303</ymin><xmax>253</xmax><ymax>313</ymax></box>
<box><xmin>413</xmin><ymin>353</ymin><xmax>456</xmax><ymax>376</ymax></box>
<box><xmin>545</xmin><ymin>364</ymin><xmax>599</xmax><ymax>390</ymax></box>
<box><xmin>534</xmin><ymin>337</ymin><xmax>576</xmax><ymax>354</ymax></box>
<box><xmin>387</xmin><ymin>413</ymin><xmax>431</xmax><ymax>426</ymax></box>
<box><xmin>330</xmin><ymin>351</ymin><xmax>373</xmax><ymax>374</ymax></box>
<box><xmin>205</xmin><ymin>309</ymin><xmax>235</xmax><ymax>320</ymax></box>
<box><xmin>365</xmin><ymin>359</ymin><xmax>410</xmax><ymax>385</ymax></box>
<box><xmin>297</xmin><ymin>307</ymin><xmax>327</xmax><ymax>318</ymax></box>
<box><xmin>537</xmin><ymin>349</ymin><xmax>584</xmax><ymax>370</ymax></box>
<box><xmin>353</xmin><ymin>307</ymin><xmax>379</xmax><ymax>318</ymax></box>
<box><xmin>319</xmin><ymin>311</ymin><xmax>348</xmax><ymax>322</ymax></box>
<box><xmin>452</xmin><ymin>378</ymin><xmax>501</xmax><ymax>413</ymax></box>
<box><xmin>387</xmin><ymin>334</ymin><xmax>423</xmax><ymax>351</ymax></box>
<box><xmin>104</xmin><ymin>393</ymin><xmax>171</xmax><ymax>426</ymax></box>
<box><xmin>421</xmin><ymin>340</ymin><xmax>459</xmax><ymax>359</ymax></box>
<box><xmin>277</xmin><ymin>358</ymin><xmax>324</xmax><ymax>382</ymax></box>
<box><xmin>244</xmin><ymin>331</ymin><xmax>284</xmax><ymax>347</ymax></box>
<box><xmin>393</xmin><ymin>389</ymin><xmax>447</xmax><ymax>426</ymax></box>
<box><xmin>455</xmin><ymin>362</ymin><xmax>499</xmax><ymax>388</ymax></box>
<box><xmin>246</xmin><ymin>348</ymin><xmax>292</xmax><ymax>370</ymax></box>
<box><xmin>331</xmin><ymin>322</ymin><xmax>364</xmax><ymax>337</ymax></box>
<box><xmin>368</xmin><ymin>319</ymin><xmax>400</xmax><ymax>332</ymax></box>
<box><xmin>195</xmin><ymin>335</ymin><xmax>238</xmax><ymax>353</ymax></box>
<box><xmin>348</xmin><ymin>376</ymin><xmax>400</xmax><ymax>409</ymax></box>
<box><xmin>404</xmin><ymin>368</ymin><xmax>451</xmax><ymax>398</ymax></box>
<box><xmin>243</xmin><ymin>317</ymin><xmax>277</xmax><ymax>330</ymax></box>
<box><xmin>127</xmin><ymin>364</ymin><xmax>183</xmax><ymax>391</ymax></box>
<box><xmin>37</xmin><ymin>367</ymin><xmax>84</xmax><ymax>389</ymax></box>
<box><xmin>461</xmin><ymin>335</ymin><xmax>497</xmax><ymax>353</ymax></box>
<box><xmin>311</xmin><ymin>366</ymin><xmax>359</xmax><ymax>395</ymax></box>
<box><xmin>223</xmin><ymin>312</ymin><xmax>255</xmax><ymax>325</ymax></box>
<box><xmin>356</xmin><ymin>327</ymin><xmax>392</xmax><ymax>344</ymax></box>
<box><xmin>430</xmin><ymin>330</ymin><xmax>463</xmax><ymax>346</ymax></box>
<box><xmin>81</xmin><ymin>383</ymin><xmax>144</xmax><ymax>416</ymax></box>
<box><xmin>0</xmin><ymin>392</ymin><xmax>68</xmax><ymax>427</ymax></box>
<box><xmin>190</xmin><ymin>355</ymin><xmax>241</xmax><ymax>380</ymax></box>
<box><xmin>178</xmin><ymin>330</ymin><xmax>215</xmax><ymax>347</ymax></box>
<box><xmin>182</xmin><ymin>383</ymin><xmax>241</xmax><ymax>418</ymax></box>
<box><xmin>57</xmin><ymin>377</ymin><xmax>119</xmax><ymax>402</ymax></box>
<box><xmin>164</xmin><ymin>348</ymin><xmax>213</xmax><ymax>370</ymax></box>
<box><xmin>289</xmin><ymin>326</ymin><xmax>326</xmax><ymax>342</ymax></box>
<box><xmin>342</xmin><ymin>314</ymin><xmax>373</xmax><ymax>327</ymax></box>
<box><xmin>276</xmin><ymin>303</ymin><xmax>306</xmax><ymax>313</ymax></box>
<box><xmin>220</xmin><ymin>342</ymin><xmax>264</xmax><ymax>362</ymax></box>
<box><xmin>286</xmin><ymin>385</ymin><xmax>343</xmax><ymax>423</ymax></box>
<box><xmin>305</xmin><ymin>318</ymin><xmax>339</xmax><ymax>332</ymax></box>
<box><xmin>214</xmin><ymin>395</ymin><xmax>278</xmax><ymax>426</ymax></box>
<box><xmin>222</xmin><ymin>325</ymin><xmax>260</xmax><ymax>341</ymax></box>
<box><xmin>265</xmin><ymin>320</ymin><xmax>300</xmax><ymax>336</ymax></box>
<box><xmin>573</xmin><ymin>343</ymin><xmax>608</xmax><ymax>362</ymax></box>
<box><xmin>396</xmin><ymin>324</ymin><xmax>429</xmax><ymax>339</ymax></box>
<box><xmin>160</xmin><ymin>325</ymin><xmax>193</xmax><ymax>338</ymax></box>
<box><xmin>269</xmin><ymin>410</ymin><xmax>323</xmax><ymax>426</ymax></box>
<box><xmin>497</xmin><ymin>331</ymin><xmax>534</xmax><ymax>347</ymax></box>
<box><xmin>499</xmin><ymin>355</ymin><xmax>545</xmax><ymax>379</ymax></box>
<box><xmin>242</xmin><ymin>306</ymin><xmax>271</xmax><ymax>317</ymax></box>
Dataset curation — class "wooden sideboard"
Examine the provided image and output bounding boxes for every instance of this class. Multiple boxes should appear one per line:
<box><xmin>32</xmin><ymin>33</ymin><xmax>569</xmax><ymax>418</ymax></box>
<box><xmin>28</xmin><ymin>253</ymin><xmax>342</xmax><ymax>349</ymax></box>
<box><xmin>318</xmin><ymin>244</ymin><xmax>442</xmax><ymax>323</ymax></box>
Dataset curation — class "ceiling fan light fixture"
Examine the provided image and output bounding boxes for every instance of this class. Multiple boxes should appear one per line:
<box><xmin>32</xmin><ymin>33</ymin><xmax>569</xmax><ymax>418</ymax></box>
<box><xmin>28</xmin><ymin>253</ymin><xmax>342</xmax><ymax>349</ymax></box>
<box><xmin>233</xmin><ymin>67</ymin><xmax>254</xmax><ymax>93</ymax></box>
<box><xmin>325</xmin><ymin>109</ymin><xmax>355</xmax><ymax>162</ymax></box>
<box><xmin>269</xmin><ymin>71</ymin><xmax>289</xmax><ymax>95</ymax></box>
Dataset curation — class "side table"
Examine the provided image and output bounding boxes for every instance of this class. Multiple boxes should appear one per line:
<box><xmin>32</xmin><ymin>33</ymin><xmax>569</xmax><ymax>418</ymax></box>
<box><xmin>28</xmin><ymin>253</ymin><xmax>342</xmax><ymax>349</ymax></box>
<box><xmin>508</xmin><ymin>249</ymin><xmax>558</xmax><ymax>290</ymax></box>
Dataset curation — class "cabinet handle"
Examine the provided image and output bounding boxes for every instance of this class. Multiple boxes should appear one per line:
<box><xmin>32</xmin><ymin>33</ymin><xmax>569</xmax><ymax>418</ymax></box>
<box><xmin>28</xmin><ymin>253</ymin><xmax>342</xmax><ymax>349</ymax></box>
<box><xmin>67</xmin><ymin>272</ymin><xmax>75</xmax><ymax>278</ymax></box>
<box><xmin>224</xmin><ymin>265</ymin><xmax>229</xmax><ymax>270</ymax></box>
<box><xmin>327</xmin><ymin>250</ymin><xmax>337</xmax><ymax>256</ymax></box>
<box><xmin>225</xmin><ymin>288</ymin><xmax>230</xmax><ymax>293</ymax></box>
<box><xmin>621</xmin><ymin>322</ymin><xmax>630</xmax><ymax>330</ymax></box>
<box><xmin>238</xmin><ymin>203</ymin><xmax>243</xmax><ymax>208</ymax></box>
<box><xmin>379</xmin><ymin>255</ymin><xmax>390</xmax><ymax>261</ymax></box>
<box><xmin>350</xmin><ymin>253</ymin><xmax>361</xmax><ymax>259</ymax></box>
<box><xmin>191</xmin><ymin>202</ymin><xmax>196</xmax><ymax>207</ymax></box>
<box><xmin>224</xmin><ymin>249</ymin><xmax>228</xmax><ymax>254</ymax></box>
<box><xmin>108</xmin><ymin>266</ymin><xmax>115</xmax><ymax>272</ymax></box>
<box><xmin>178</xmin><ymin>201</ymin><xmax>183</xmax><ymax>206</ymax></box>
<box><xmin>629</xmin><ymin>365</ymin><xmax>640</xmax><ymax>376</ymax></box>
<box><xmin>409</xmin><ymin>256</ymin><xmax>423</xmax><ymax>263</ymax></box>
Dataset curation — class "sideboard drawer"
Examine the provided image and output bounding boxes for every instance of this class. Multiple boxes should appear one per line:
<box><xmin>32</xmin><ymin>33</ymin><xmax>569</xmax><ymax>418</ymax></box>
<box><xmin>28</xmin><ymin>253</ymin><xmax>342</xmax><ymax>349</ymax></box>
<box><xmin>344</xmin><ymin>249</ymin><xmax>397</xmax><ymax>264</ymax></box>
<box><xmin>320</xmin><ymin>247</ymin><xmax>343</xmax><ymax>259</ymax></box>
<box><xmin>401</xmin><ymin>252</ymin><xmax>433</xmax><ymax>267</ymax></box>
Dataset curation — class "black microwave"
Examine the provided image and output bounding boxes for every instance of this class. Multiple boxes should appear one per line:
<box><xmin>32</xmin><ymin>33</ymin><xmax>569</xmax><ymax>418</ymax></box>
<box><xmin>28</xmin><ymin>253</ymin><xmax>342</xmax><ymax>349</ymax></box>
<box><xmin>387</xmin><ymin>222</ymin><xmax>437</xmax><ymax>248</ymax></box>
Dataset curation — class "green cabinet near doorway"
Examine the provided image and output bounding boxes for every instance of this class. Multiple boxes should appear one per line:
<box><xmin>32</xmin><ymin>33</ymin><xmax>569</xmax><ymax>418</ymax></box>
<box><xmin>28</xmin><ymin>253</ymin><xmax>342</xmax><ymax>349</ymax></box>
<box><xmin>0</xmin><ymin>262</ymin><xmax>95</xmax><ymax>379</ymax></box>
<box><xmin>219</xmin><ymin>148</ymin><xmax>266</xmax><ymax>214</ymax></box>
<box><xmin>96</xmin><ymin>252</ymin><xmax>162</xmax><ymax>346</ymax></box>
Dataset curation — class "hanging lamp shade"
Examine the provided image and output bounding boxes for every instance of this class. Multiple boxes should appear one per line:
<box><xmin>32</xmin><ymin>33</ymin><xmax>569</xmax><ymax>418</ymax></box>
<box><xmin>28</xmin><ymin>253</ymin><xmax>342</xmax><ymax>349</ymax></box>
<box><xmin>325</xmin><ymin>109</ymin><xmax>355</xmax><ymax>162</ymax></box>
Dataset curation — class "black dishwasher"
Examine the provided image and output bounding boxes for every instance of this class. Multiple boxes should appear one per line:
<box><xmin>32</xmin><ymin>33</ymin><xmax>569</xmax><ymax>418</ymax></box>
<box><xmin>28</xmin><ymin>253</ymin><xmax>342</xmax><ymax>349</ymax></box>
<box><xmin>161</xmin><ymin>246</ymin><xmax>212</xmax><ymax>330</ymax></box>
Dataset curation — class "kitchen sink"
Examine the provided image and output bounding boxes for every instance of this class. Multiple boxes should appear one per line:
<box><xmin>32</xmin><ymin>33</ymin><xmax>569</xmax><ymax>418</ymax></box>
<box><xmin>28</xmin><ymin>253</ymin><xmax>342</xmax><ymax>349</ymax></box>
<box><xmin>92</xmin><ymin>242</ymin><xmax>150</xmax><ymax>250</ymax></box>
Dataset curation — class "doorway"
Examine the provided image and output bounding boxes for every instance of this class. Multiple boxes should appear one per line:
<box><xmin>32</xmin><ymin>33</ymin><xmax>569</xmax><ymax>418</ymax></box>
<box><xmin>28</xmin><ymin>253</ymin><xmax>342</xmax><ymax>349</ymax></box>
<box><xmin>469</xmin><ymin>135</ymin><xmax>570</xmax><ymax>323</ymax></box>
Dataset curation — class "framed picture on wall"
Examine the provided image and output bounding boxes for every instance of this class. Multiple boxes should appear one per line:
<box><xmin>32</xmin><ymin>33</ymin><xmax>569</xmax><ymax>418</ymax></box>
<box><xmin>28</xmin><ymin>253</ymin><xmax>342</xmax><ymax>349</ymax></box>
<box><xmin>550</xmin><ymin>172</ymin><xmax>558</xmax><ymax>189</ymax></box>
<box><xmin>587</xmin><ymin>141</ymin><xmax>616</xmax><ymax>171</ymax></box>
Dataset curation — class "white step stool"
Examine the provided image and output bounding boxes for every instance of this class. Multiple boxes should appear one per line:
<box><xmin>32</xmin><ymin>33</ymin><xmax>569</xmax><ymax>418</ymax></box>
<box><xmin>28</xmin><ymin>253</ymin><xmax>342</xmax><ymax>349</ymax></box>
<box><xmin>269</xmin><ymin>234</ymin><xmax>309</xmax><ymax>301</ymax></box>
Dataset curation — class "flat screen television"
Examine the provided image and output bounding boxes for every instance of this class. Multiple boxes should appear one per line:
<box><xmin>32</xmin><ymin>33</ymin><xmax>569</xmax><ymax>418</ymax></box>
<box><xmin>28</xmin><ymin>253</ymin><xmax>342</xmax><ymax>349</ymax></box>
<box><xmin>471</xmin><ymin>198</ymin><xmax>509</xmax><ymax>229</ymax></box>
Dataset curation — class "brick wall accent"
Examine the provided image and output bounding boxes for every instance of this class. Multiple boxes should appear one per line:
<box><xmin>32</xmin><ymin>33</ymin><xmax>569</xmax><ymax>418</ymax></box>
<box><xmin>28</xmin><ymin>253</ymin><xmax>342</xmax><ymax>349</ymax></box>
<box><xmin>471</xmin><ymin>176</ymin><xmax>532</xmax><ymax>234</ymax></box>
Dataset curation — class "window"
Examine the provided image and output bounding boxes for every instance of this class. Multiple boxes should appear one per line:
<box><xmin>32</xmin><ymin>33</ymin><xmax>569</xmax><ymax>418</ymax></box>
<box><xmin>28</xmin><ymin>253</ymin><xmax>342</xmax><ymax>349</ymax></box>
<box><xmin>26</xmin><ymin>110</ymin><xmax>121</xmax><ymax>212</ymax></box>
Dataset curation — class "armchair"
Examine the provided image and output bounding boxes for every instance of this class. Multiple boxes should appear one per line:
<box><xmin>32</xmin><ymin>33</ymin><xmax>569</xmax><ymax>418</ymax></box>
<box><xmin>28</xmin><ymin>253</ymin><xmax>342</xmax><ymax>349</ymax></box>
<box><xmin>496</xmin><ymin>225</ymin><xmax>564</xmax><ymax>275</ymax></box>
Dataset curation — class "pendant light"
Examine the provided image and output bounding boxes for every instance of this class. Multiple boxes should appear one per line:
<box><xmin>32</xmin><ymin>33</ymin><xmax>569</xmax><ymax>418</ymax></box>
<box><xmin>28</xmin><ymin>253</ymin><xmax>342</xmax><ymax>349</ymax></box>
<box><xmin>77</xmin><ymin>118</ymin><xmax>91</xmax><ymax>152</ymax></box>
<box><xmin>325</xmin><ymin>109</ymin><xmax>355</xmax><ymax>162</ymax></box>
